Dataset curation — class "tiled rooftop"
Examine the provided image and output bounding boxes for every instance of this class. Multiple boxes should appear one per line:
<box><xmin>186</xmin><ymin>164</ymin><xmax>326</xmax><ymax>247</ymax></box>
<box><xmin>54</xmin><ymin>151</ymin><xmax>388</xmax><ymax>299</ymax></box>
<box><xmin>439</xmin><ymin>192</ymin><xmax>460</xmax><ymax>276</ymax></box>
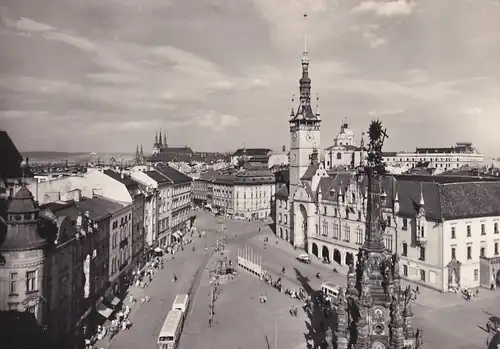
<box><xmin>155</xmin><ymin>166</ymin><xmax>192</xmax><ymax>184</ymax></box>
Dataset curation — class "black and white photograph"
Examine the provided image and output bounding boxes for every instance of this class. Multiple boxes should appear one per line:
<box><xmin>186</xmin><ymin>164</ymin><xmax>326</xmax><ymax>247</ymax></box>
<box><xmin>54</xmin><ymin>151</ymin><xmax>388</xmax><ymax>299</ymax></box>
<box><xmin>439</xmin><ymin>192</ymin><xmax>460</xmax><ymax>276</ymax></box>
<box><xmin>1</xmin><ymin>0</ymin><xmax>500</xmax><ymax>348</ymax></box>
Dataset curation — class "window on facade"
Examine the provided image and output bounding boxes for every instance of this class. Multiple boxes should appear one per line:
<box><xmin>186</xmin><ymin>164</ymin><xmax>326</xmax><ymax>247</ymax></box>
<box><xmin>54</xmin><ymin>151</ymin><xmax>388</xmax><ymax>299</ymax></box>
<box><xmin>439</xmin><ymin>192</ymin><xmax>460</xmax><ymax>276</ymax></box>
<box><xmin>496</xmin><ymin>242</ymin><xmax>499</xmax><ymax>256</ymax></box>
<box><xmin>334</xmin><ymin>208</ymin><xmax>338</xmax><ymax>217</ymax></box>
<box><xmin>385</xmin><ymin>234</ymin><xmax>393</xmax><ymax>251</ymax></box>
<box><xmin>403</xmin><ymin>265</ymin><xmax>408</xmax><ymax>277</ymax></box>
<box><xmin>26</xmin><ymin>271</ymin><xmax>37</xmax><ymax>292</ymax></box>
<box><xmin>467</xmin><ymin>225</ymin><xmax>471</xmax><ymax>237</ymax></box>
<box><xmin>358</xmin><ymin>212</ymin><xmax>362</xmax><ymax>221</ymax></box>
<box><xmin>495</xmin><ymin>223</ymin><xmax>499</xmax><ymax>234</ymax></box>
<box><xmin>451</xmin><ymin>247</ymin><xmax>456</xmax><ymax>260</ymax></box>
<box><xmin>323</xmin><ymin>206</ymin><xmax>327</xmax><ymax>215</ymax></box>
<box><xmin>279</xmin><ymin>213</ymin><xmax>282</xmax><ymax>223</ymax></box>
<box><xmin>345</xmin><ymin>208</ymin><xmax>350</xmax><ymax>219</ymax></box>
<box><xmin>387</xmin><ymin>216</ymin><xmax>391</xmax><ymax>227</ymax></box>
<box><xmin>284</xmin><ymin>215</ymin><xmax>288</xmax><ymax>224</ymax></box>
<box><xmin>337</xmin><ymin>153</ymin><xmax>342</xmax><ymax>159</ymax></box>
<box><xmin>419</xmin><ymin>247</ymin><xmax>425</xmax><ymax>261</ymax></box>
<box><xmin>481</xmin><ymin>224</ymin><xmax>486</xmax><ymax>235</ymax></box>
<box><xmin>451</xmin><ymin>227</ymin><xmax>456</xmax><ymax>239</ymax></box>
<box><xmin>402</xmin><ymin>218</ymin><xmax>407</xmax><ymax>230</ymax></box>
<box><xmin>467</xmin><ymin>246</ymin><xmax>472</xmax><ymax>260</ymax></box>
<box><xmin>9</xmin><ymin>272</ymin><xmax>17</xmax><ymax>295</ymax></box>
<box><xmin>420</xmin><ymin>269</ymin><xmax>426</xmax><ymax>282</ymax></box>
<box><xmin>333</xmin><ymin>224</ymin><xmax>339</xmax><ymax>239</ymax></box>
<box><xmin>402</xmin><ymin>243</ymin><xmax>408</xmax><ymax>256</ymax></box>
<box><xmin>344</xmin><ymin>225</ymin><xmax>350</xmax><ymax>242</ymax></box>
<box><xmin>480</xmin><ymin>247</ymin><xmax>485</xmax><ymax>258</ymax></box>
<box><xmin>474</xmin><ymin>269</ymin><xmax>479</xmax><ymax>281</ymax></box>
<box><xmin>356</xmin><ymin>227</ymin><xmax>363</xmax><ymax>245</ymax></box>
<box><xmin>322</xmin><ymin>222</ymin><xmax>328</xmax><ymax>237</ymax></box>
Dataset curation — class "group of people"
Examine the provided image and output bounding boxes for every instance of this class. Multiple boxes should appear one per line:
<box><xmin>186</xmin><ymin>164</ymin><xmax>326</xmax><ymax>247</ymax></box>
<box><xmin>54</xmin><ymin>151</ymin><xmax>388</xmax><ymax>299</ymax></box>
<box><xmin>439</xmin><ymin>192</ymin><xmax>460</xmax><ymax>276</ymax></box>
<box><xmin>462</xmin><ymin>286</ymin><xmax>479</xmax><ymax>301</ymax></box>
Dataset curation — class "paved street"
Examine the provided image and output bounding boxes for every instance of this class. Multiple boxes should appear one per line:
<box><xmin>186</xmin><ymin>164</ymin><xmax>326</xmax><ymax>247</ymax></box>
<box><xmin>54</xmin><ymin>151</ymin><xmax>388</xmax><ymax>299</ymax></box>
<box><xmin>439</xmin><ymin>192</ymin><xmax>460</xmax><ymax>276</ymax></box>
<box><xmin>107</xmin><ymin>211</ymin><xmax>500</xmax><ymax>349</ymax></box>
<box><xmin>105</xmin><ymin>211</ymin><xmax>230</xmax><ymax>349</ymax></box>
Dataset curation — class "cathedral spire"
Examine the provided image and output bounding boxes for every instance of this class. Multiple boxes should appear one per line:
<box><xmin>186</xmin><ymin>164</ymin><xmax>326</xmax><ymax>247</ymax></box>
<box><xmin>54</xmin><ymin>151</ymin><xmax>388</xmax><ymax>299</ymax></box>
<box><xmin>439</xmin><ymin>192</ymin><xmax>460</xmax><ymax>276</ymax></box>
<box><xmin>164</xmin><ymin>132</ymin><xmax>167</xmax><ymax>147</ymax></box>
<box><xmin>155</xmin><ymin>133</ymin><xmax>158</xmax><ymax>145</ymax></box>
<box><xmin>159</xmin><ymin>129</ymin><xmax>163</xmax><ymax>147</ymax></box>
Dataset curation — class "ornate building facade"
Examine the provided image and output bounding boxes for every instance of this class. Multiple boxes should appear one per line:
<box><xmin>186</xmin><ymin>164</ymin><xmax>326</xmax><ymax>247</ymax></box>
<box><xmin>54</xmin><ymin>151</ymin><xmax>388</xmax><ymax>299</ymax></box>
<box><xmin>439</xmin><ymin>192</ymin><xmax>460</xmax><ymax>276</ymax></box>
<box><xmin>274</xmin><ymin>42</ymin><xmax>500</xmax><ymax>293</ymax></box>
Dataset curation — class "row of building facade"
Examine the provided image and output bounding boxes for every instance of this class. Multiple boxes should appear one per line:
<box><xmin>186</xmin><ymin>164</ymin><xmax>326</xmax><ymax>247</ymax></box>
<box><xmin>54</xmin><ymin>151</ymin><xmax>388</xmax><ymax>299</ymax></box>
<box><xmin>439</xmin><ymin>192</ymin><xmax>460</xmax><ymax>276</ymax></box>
<box><xmin>274</xmin><ymin>37</ymin><xmax>500</xmax><ymax>294</ymax></box>
<box><xmin>0</xmin><ymin>131</ymin><xmax>194</xmax><ymax>348</ymax></box>
<box><xmin>192</xmin><ymin>159</ymin><xmax>276</xmax><ymax>220</ymax></box>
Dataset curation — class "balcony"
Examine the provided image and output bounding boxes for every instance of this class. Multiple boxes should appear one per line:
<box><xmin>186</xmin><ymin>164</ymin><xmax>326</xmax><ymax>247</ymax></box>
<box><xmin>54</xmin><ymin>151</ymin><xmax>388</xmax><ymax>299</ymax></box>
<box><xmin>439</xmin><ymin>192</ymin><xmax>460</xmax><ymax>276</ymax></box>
<box><xmin>416</xmin><ymin>234</ymin><xmax>427</xmax><ymax>247</ymax></box>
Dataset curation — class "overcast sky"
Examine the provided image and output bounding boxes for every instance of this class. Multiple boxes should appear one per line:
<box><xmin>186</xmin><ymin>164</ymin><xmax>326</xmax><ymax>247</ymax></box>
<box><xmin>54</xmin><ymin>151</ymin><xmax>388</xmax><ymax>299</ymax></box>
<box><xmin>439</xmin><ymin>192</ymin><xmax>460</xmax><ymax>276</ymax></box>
<box><xmin>1</xmin><ymin>0</ymin><xmax>499</xmax><ymax>156</ymax></box>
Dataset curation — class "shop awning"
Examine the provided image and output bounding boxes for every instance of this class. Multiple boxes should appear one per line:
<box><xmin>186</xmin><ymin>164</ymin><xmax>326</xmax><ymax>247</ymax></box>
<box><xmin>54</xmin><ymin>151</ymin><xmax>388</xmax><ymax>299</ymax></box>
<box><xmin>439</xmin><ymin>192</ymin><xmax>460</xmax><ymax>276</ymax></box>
<box><xmin>154</xmin><ymin>247</ymin><xmax>163</xmax><ymax>253</ymax></box>
<box><xmin>97</xmin><ymin>303</ymin><xmax>113</xmax><ymax>319</ymax></box>
<box><xmin>172</xmin><ymin>232</ymin><xmax>181</xmax><ymax>239</ymax></box>
<box><xmin>105</xmin><ymin>295</ymin><xmax>121</xmax><ymax>307</ymax></box>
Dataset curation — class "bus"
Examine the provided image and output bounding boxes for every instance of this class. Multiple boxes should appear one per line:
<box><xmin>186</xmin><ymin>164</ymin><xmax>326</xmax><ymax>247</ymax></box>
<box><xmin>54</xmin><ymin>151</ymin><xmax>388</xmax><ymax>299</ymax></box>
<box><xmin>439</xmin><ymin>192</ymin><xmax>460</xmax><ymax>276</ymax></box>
<box><xmin>172</xmin><ymin>294</ymin><xmax>190</xmax><ymax>313</ymax></box>
<box><xmin>321</xmin><ymin>282</ymin><xmax>340</xmax><ymax>303</ymax></box>
<box><xmin>157</xmin><ymin>310</ymin><xmax>184</xmax><ymax>349</ymax></box>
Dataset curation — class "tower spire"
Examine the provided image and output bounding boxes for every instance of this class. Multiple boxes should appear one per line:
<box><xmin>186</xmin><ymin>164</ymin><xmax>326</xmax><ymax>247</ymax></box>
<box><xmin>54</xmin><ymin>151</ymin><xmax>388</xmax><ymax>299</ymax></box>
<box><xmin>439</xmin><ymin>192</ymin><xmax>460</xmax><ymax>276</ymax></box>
<box><xmin>164</xmin><ymin>131</ymin><xmax>167</xmax><ymax>147</ymax></box>
<box><xmin>159</xmin><ymin>129</ymin><xmax>163</xmax><ymax>147</ymax></box>
<box><xmin>303</xmin><ymin>13</ymin><xmax>308</xmax><ymax>60</ymax></box>
<box><xmin>316</xmin><ymin>93</ymin><xmax>320</xmax><ymax>117</ymax></box>
<box><xmin>299</xmin><ymin>13</ymin><xmax>311</xmax><ymax>108</ymax></box>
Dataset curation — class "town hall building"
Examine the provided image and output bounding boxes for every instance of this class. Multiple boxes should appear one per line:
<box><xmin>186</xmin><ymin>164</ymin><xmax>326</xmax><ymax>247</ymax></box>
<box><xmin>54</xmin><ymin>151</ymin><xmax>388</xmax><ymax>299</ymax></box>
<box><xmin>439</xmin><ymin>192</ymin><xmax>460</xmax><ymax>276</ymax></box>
<box><xmin>275</xmin><ymin>33</ymin><xmax>500</xmax><ymax>293</ymax></box>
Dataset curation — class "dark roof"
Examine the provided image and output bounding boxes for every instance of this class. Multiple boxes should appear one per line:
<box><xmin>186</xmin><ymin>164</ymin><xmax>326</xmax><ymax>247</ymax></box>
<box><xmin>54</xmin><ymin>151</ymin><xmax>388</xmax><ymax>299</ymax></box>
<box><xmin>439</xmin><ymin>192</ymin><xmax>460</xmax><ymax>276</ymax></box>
<box><xmin>155</xmin><ymin>166</ymin><xmax>192</xmax><ymax>184</ymax></box>
<box><xmin>301</xmin><ymin>163</ymin><xmax>320</xmax><ymax>180</ymax></box>
<box><xmin>199</xmin><ymin>170</ymin><xmax>219</xmax><ymax>181</ymax></box>
<box><xmin>232</xmin><ymin>148</ymin><xmax>272</xmax><ymax>157</ymax></box>
<box><xmin>103</xmin><ymin>169</ymin><xmax>137</xmax><ymax>188</ymax></box>
<box><xmin>50</xmin><ymin>196</ymin><xmax>125</xmax><ymax>221</ymax></box>
<box><xmin>394</xmin><ymin>174</ymin><xmax>500</xmax><ymax>184</ymax></box>
<box><xmin>316</xmin><ymin>174</ymin><xmax>500</xmax><ymax>221</ymax></box>
<box><xmin>0</xmin><ymin>187</ymin><xmax>47</xmax><ymax>251</ymax></box>
<box><xmin>0</xmin><ymin>130</ymin><xmax>23</xmax><ymax>178</ymax></box>
<box><xmin>145</xmin><ymin>170</ymin><xmax>172</xmax><ymax>184</ymax></box>
<box><xmin>290</xmin><ymin>104</ymin><xmax>318</xmax><ymax>121</ymax></box>
<box><xmin>7</xmin><ymin>186</ymin><xmax>37</xmax><ymax>213</ymax></box>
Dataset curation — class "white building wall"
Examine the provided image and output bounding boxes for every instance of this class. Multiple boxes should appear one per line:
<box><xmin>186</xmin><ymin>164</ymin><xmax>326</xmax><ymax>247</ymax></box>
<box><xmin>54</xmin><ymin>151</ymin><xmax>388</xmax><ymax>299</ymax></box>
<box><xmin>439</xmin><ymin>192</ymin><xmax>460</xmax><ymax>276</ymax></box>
<box><xmin>84</xmin><ymin>171</ymin><xmax>132</xmax><ymax>204</ymax></box>
<box><xmin>27</xmin><ymin>176</ymin><xmax>87</xmax><ymax>204</ymax></box>
<box><xmin>442</xmin><ymin>217</ymin><xmax>500</xmax><ymax>290</ymax></box>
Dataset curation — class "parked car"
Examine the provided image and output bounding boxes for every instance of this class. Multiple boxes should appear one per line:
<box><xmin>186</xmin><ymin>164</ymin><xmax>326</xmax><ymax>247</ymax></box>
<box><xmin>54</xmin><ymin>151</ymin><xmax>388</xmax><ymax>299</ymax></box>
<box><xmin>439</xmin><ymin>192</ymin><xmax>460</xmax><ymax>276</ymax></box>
<box><xmin>296</xmin><ymin>253</ymin><xmax>311</xmax><ymax>264</ymax></box>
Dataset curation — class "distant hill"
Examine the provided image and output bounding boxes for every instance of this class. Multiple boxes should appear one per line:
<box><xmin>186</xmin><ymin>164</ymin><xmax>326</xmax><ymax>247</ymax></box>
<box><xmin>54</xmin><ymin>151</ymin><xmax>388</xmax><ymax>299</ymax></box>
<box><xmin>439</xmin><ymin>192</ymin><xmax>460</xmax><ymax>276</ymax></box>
<box><xmin>21</xmin><ymin>151</ymin><xmax>135</xmax><ymax>165</ymax></box>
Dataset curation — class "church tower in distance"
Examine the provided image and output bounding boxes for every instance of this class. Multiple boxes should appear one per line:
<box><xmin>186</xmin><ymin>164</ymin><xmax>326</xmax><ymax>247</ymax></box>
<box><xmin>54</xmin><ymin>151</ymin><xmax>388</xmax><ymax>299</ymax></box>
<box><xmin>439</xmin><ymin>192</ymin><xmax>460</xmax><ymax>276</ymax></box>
<box><xmin>336</xmin><ymin>120</ymin><xmax>417</xmax><ymax>349</ymax></box>
<box><xmin>289</xmin><ymin>13</ymin><xmax>321</xmax><ymax>200</ymax></box>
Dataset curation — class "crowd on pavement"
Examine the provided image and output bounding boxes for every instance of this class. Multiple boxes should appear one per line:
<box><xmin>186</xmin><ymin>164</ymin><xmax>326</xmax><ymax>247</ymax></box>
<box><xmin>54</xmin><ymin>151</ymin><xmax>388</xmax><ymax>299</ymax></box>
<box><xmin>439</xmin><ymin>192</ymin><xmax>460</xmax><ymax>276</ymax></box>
<box><xmin>87</xmin><ymin>231</ymin><xmax>200</xmax><ymax>349</ymax></box>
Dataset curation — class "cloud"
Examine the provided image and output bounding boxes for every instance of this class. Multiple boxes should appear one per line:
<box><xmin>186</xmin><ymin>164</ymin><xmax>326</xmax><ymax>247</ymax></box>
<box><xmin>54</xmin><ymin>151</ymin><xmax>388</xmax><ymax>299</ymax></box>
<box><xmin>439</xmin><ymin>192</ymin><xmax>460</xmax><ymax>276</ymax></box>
<box><xmin>1</xmin><ymin>0</ymin><xmax>500</xmax><ymax>155</ymax></box>
<box><xmin>195</xmin><ymin>111</ymin><xmax>241</xmax><ymax>132</ymax></box>
<box><xmin>351</xmin><ymin>1</ymin><xmax>416</xmax><ymax>17</ymax></box>
<box><xmin>361</xmin><ymin>24</ymin><xmax>387</xmax><ymax>48</ymax></box>
<box><xmin>16</xmin><ymin>17</ymin><xmax>55</xmax><ymax>32</ymax></box>
<box><xmin>368</xmin><ymin>109</ymin><xmax>404</xmax><ymax>116</ymax></box>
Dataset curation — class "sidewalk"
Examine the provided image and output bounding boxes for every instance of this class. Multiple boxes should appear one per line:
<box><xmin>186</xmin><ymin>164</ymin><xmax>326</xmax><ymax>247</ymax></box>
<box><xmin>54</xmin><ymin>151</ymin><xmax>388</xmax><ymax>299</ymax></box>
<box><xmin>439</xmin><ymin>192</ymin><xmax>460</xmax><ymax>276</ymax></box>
<box><xmin>92</xmin><ymin>266</ymin><xmax>154</xmax><ymax>348</ymax></box>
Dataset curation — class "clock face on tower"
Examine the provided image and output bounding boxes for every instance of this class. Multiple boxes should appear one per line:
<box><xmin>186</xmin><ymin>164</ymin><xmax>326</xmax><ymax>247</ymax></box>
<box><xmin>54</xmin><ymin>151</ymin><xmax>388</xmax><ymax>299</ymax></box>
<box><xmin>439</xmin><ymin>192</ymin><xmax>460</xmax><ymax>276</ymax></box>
<box><xmin>306</xmin><ymin>131</ymin><xmax>315</xmax><ymax>143</ymax></box>
<box><xmin>291</xmin><ymin>132</ymin><xmax>298</xmax><ymax>142</ymax></box>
